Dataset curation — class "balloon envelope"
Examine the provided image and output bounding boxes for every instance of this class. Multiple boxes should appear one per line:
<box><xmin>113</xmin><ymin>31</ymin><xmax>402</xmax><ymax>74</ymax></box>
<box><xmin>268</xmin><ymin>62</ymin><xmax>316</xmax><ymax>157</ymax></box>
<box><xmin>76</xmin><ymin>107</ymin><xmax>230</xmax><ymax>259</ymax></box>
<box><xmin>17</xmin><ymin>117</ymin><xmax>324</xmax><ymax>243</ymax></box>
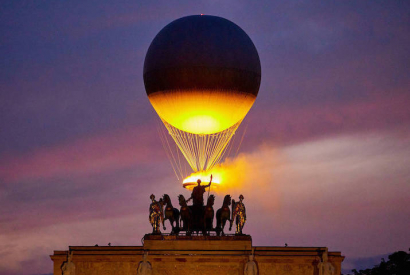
<box><xmin>144</xmin><ymin>15</ymin><xmax>261</xmax><ymax>134</ymax></box>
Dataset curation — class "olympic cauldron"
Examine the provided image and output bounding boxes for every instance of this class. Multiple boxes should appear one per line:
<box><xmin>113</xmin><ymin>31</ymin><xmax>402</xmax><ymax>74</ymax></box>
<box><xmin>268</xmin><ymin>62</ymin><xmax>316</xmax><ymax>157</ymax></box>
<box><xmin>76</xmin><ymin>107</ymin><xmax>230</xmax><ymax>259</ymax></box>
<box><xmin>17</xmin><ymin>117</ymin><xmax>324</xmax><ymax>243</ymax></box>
<box><xmin>144</xmin><ymin>15</ymin><xmax>261</xmax><ymax>186</ymax></box>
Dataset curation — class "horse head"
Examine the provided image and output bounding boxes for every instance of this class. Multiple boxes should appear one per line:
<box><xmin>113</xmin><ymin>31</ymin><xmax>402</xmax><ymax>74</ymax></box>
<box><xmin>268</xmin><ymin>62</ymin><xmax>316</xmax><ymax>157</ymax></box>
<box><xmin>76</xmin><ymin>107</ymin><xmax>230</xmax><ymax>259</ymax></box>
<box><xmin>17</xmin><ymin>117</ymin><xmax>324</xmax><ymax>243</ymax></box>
<box><xmin>163</xmin><ymin>194</ymin><xmax>170</xmax><ymax>205</ymax></box>
<box><xmin>223</xmin><ymin>195</ymin><xmax>232</xmax><ymax>207</ymax></box>
<box><xmin>178</xmin><ymin>194</ymin><xmax>186</xmax><ymax>207</ymax></box>
<box><xmin>207</xmin><ymin>195</ymin><xmax>215</xmax><ymax>207</ymax></box>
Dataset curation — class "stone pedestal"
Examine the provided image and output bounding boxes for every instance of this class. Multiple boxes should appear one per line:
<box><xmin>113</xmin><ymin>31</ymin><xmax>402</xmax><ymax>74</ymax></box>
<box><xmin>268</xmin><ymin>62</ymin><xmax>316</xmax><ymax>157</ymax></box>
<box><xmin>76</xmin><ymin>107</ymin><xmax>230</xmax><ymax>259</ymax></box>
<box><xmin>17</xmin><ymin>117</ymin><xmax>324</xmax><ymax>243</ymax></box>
<box><xmin>50</xmin><ymin>235</ymin><xmax>344</xmax><ymax>275</ymax></box>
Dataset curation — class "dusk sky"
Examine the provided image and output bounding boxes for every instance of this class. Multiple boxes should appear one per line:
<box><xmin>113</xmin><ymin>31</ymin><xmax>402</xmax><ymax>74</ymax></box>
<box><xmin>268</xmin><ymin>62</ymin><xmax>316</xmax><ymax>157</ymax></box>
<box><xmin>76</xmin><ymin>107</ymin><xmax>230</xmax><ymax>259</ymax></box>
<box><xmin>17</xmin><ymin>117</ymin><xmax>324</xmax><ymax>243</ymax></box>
<box><xmin>1</xmin><ymin>1</ymin><xmax>410</xmax><ymax>275</ymax></box>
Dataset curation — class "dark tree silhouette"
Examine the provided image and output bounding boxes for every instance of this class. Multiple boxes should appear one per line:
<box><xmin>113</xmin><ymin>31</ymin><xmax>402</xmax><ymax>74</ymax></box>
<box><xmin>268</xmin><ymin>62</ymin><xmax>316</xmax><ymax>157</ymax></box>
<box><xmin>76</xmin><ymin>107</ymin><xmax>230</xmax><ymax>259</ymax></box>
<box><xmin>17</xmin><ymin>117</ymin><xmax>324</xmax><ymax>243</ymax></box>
<box><xmin>344</xmin><ymin>250</ymin><xmax>410</xmax><ymax>275</ymax></box>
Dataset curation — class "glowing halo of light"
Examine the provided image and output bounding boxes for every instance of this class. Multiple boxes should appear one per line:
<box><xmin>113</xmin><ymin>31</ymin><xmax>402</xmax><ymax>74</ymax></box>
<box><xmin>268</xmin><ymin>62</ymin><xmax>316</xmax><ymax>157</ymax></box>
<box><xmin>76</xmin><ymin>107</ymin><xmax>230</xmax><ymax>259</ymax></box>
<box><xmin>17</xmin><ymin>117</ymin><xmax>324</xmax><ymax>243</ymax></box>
<box><xmin>182</xmin><ymin>172</ymin><xmax>221</xmax><ymax>190</ymax></box>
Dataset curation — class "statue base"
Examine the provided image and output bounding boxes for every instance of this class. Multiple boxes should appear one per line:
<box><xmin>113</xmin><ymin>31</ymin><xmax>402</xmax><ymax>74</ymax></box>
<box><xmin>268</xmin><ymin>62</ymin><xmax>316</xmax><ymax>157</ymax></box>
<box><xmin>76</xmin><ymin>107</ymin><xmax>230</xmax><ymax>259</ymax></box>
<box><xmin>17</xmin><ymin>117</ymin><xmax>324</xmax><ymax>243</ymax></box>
<box><xmin>144</xmin><ymin>234</ymin><xmax>252</xmax><ymax>251</ymax></box>
<box><xmin>50</xmin><ymin>235</ymin><xmax>344</xmax><ymax>275</ymax></box>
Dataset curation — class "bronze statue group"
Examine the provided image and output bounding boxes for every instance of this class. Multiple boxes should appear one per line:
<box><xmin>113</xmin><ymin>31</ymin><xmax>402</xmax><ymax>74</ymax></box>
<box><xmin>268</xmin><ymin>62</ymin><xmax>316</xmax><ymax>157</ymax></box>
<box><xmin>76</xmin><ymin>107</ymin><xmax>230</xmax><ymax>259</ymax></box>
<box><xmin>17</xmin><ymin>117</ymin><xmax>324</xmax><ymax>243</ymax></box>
<box><xmin>149</xmin><ymin>175</ymin><xmax>247</xmax><ymax>236</ymax></box>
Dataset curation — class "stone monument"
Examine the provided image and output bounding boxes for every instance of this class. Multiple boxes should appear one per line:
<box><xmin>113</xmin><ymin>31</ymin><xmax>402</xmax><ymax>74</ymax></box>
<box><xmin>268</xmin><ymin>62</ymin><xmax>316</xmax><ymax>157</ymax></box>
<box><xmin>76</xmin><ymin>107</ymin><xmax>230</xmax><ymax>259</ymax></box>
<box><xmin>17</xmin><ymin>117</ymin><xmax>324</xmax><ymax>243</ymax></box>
<box><xmin>50</xmin><ymin>190</ymin><xmax>345</xmax><ymax>274</ymax></box>
<box><xmin>51</xmin><ymin>242</ymin><xmax>344</xmax><ymax>275</ymax></box>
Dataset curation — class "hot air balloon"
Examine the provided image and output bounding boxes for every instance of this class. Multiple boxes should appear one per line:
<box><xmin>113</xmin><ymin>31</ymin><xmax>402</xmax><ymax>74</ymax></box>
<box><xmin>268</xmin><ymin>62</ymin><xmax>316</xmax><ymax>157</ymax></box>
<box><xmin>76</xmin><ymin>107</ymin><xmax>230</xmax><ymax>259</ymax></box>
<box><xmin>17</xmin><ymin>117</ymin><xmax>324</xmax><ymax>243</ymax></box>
<box><xmin>144</xmin><ymin>15</ymin><xmax>261</xmax><ymax>185</ymax></box>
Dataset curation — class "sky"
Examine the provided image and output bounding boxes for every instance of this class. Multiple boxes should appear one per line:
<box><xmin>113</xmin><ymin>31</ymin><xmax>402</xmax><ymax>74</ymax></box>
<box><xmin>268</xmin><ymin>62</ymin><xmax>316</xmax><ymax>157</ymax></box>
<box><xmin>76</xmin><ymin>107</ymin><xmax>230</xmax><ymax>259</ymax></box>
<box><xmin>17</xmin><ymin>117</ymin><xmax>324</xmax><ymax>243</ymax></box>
<box><xmin>1</xmin><ymin>1</ymin><xmax>410</xmax><ymax>274</ymax></box>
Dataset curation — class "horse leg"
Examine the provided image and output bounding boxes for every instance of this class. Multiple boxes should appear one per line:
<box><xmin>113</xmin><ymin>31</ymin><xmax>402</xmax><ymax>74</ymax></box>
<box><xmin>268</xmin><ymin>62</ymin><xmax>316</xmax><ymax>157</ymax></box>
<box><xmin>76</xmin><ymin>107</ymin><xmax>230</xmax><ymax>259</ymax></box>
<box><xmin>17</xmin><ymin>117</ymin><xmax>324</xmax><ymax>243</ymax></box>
<box><xmin>173</xmin><ymin>217</ymin><xmax>178</xmax><ymax>235</ymax></box>
<box><xmin>174</xmin><ymin>220</ymin><xmax>179</xmax><ymax>236</ymax></box>
<box><xmin>221</xmin><ymin>220</ymin><xmax>226</xmax><ymax>236</ymax></box>
<box><xmin>215</xmin><ymin>218</ymin><xmax>221</xmax><ymax>236</ymax></box>
<box><xmin>203</xmin><ymin>217</ymin><xmax>208</xmax><ymax>236</ymax></box>
<box><xmin>186</xmin><ymin>220</ymin><xmax>191</xmax><ymax>236</ymax></box>
<box><xmin>169</xmin><ymin>217</ymin><xmax>174</xmax><ymax>235</ymax></box>
<box><xmin>172</xmin><ymin>217</ymin><xmax>178</xmax><ymax>235</ymax></box>
<box><xmin>176</xmin><ymin>212</ymin><xmax>180</xmax><ymax>235</ymax></box>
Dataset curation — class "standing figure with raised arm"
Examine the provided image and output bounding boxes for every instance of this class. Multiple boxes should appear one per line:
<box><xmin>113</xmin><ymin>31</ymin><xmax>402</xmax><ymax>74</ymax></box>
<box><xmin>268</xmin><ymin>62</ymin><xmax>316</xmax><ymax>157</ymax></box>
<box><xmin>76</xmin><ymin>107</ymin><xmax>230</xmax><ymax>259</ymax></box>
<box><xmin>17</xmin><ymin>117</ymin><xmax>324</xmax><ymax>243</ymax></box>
<box><xmin>187</xmin><ymin>174</ymin><xmax>213</xmax><ymax>207</ymax></box>
<box><xmin>186</xmin><ymin>175</ymin><xmax>212</xmax><ymax>233</ymax></box>
<box><xmin>230</xmin><ymin>194</ymin><xmax>246</xmax><ymax>235</ymax></box>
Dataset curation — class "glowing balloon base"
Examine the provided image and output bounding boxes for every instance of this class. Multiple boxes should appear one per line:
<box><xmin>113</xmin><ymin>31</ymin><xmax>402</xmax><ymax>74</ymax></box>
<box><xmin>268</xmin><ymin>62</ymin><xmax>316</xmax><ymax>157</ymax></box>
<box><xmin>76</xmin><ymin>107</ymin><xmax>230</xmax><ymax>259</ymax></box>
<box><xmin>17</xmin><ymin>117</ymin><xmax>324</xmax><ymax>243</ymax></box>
<box><xmin>182</xmin><ymin>172</ymin><xmax>221</xmax><ymax>190</ymax></box>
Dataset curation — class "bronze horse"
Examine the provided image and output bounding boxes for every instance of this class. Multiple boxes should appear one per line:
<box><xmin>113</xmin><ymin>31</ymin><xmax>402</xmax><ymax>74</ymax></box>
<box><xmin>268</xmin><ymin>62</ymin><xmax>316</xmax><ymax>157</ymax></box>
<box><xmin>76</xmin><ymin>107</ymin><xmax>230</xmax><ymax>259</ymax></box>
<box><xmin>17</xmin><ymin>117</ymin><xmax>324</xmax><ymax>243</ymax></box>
<box><xmin>162</xmin><ymin>194</ymin><xmax>180</xmax><ymax>235</ymax></box>
<box><xmin>204</xmin><ymin>195</ymin><xmax>215</xmax><ymax>234</ymax></box>
<box><xmin>216</xmin><ymin>194</ymin><xmax>232</xmax><ymax>236</ymax></box>
<box><xmin>178</xmin><ymin>194</ymin><xmax>192</xmax><ymax>235</ymax></box>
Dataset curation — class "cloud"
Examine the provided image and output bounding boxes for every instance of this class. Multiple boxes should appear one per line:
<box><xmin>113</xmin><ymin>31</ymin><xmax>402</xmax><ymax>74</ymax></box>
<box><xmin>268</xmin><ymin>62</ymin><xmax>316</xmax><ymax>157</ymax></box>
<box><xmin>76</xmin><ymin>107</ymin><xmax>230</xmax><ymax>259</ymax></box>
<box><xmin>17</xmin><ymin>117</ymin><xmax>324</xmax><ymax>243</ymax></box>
<box><xmin>0</xmin><ymin>125</ymin><xmax>163</xmax><ymax>183</ymax></box>
<box><xmin>190</xmin><ymin>128</ymin><xmax>410</xmax><ymax>264</ymax></box>
<box><xmin>244</xmin><ymin>92</ymin><xmax>410</xmax><ymax>147</ymax></box>
<box><xmin>0</xmin><ymin>214</ymin><xmax>147</xmax><ymax>275</ymax></box>
<box><xmin>244</xmin><ymin>130</ymin><xmax>410</xmax><ymax>263</ymax></box>
<box><xmin>0</xmin><ymin>124</ymin><xmax>173</xmax><ymax>235</ymax></box>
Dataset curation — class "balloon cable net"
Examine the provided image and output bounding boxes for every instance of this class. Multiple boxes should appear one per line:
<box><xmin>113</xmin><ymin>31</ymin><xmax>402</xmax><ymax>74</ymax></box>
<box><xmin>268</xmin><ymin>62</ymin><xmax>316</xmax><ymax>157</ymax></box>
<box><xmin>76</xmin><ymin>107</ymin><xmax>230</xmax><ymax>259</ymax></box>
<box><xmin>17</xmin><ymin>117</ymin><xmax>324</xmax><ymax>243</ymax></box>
<box><xmin>159</xmin><ymin>119</ymin><xmax>242</xmax><ymax>177</ymax></box>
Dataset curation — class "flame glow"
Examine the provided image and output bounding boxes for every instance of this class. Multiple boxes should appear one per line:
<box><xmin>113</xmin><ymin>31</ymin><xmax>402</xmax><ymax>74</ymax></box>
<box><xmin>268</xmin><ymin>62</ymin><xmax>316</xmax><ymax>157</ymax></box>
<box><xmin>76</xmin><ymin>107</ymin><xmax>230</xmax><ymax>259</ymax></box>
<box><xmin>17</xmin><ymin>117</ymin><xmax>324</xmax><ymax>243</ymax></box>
<box><xmin>182</xmin><ymin>149</ymin><xmax>279</xmax><ymax>194</ymax></box>
<box><xmin>182</xmin><ymin>155</ymin><xmax>251</xmax><ymax>192</ymax></box>
<box><xmin>182</xmin><ymin>171</ymin><xmax>221</xmax><ymax>190</ymax></box>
